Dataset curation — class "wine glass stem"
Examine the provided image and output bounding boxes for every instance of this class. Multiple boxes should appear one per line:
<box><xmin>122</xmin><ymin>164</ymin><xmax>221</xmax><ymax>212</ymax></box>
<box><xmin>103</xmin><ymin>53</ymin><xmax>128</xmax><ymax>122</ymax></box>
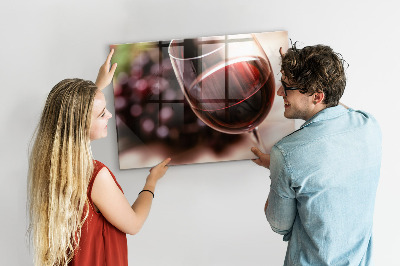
<box><xmin>251</xmin><ymin>127</ymin><xmax>267</xmax><ymax>153</ymax></box>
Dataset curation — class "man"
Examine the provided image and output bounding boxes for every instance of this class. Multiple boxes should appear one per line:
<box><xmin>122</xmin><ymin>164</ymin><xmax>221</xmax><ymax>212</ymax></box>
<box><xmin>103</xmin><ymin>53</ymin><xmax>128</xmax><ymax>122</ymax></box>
<box><xmin>251</xmin><ymin>44</ymin><xmax>381</xmax><ymax>265</ymax></box>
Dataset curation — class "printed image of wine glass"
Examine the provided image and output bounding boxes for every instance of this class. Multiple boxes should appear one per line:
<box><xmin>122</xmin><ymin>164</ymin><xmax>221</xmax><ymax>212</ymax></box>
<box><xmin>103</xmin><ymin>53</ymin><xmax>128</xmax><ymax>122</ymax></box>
<box><xmin>168</xmin><ymin>34</ymin><xmax>275</xmax><ymax>152</ymax></box>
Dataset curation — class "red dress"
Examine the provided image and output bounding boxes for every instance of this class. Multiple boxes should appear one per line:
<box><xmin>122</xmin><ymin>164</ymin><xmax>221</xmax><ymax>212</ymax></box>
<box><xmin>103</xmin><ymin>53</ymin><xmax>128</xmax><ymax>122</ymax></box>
<box><xmin>69</xmin><ymin>160</ymin><xmax>128</xmax><ymax>266</ymax></box>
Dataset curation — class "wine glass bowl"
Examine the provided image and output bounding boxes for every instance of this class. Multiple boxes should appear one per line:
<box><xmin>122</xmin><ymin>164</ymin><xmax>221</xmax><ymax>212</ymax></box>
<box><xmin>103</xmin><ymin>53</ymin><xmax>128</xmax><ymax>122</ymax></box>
<box><xmin>169</xmin><ymin>34</ymin><xmax>275</xmax><ymax>149</ymax></box>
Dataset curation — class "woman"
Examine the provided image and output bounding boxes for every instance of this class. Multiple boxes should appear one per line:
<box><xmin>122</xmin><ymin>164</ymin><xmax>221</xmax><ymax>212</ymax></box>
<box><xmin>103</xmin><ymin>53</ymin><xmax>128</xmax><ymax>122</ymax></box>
<box><xmin>27</xmin><ymin>50</ymin><xmax>170</xmax><ymax>266</ymax></box>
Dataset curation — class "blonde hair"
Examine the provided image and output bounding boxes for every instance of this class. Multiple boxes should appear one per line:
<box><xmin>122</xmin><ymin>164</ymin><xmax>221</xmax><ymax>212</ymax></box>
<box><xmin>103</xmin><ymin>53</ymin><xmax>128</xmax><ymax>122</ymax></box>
<box><xmin>28</xmin><ymin>79</ymin><xmax>98</xmax><ymax>265</ymax></box>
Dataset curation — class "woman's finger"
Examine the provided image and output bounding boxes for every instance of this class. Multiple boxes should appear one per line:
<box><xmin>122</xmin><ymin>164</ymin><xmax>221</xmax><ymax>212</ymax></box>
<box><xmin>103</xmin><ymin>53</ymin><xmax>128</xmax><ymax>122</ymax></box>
<box><xmin>106</xmin><ymin>49</ymin><xmax>114</xmax><ymax>64</ymax></box>
<box><xmin>110</xmin><ymin>63</ymin><xmax>117</xmax><ymax>75</ymax></box>
<box><xmin>161</xmin><ymin>158</ymin><xmax>171</xmax><ymax>167</ymax></box>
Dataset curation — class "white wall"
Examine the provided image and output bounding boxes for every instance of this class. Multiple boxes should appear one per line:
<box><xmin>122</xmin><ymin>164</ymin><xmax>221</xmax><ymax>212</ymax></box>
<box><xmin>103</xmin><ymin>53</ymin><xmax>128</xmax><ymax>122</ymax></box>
<box><xmin>1</xmin><ymin>1</ymin><xmax>398</xmax><ymax>265</ymax></box>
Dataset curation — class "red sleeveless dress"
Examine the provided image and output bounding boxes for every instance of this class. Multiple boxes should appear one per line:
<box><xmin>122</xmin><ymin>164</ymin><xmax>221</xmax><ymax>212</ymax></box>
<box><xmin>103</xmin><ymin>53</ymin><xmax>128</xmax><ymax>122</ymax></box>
<box><xmin>69</xmin><ymin>160</ymin><xmax>128</xmax><ymax>266</ymax></box>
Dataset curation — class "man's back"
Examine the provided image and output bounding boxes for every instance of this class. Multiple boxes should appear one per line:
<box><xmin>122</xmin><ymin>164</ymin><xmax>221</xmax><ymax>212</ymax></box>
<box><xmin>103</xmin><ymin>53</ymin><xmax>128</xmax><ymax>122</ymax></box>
<box><xmin>267</xmin><ymin>105</ymin><xmax>382</xmax><ymax>266</ymax></box>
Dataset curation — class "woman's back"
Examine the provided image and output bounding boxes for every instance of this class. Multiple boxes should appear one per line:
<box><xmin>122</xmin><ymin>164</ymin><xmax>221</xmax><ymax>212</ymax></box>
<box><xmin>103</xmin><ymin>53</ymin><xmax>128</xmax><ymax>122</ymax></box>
<box><xmin>69</xmin><ymin>160</ymin><xmax>127</xmax><ymax>266</ymax></box>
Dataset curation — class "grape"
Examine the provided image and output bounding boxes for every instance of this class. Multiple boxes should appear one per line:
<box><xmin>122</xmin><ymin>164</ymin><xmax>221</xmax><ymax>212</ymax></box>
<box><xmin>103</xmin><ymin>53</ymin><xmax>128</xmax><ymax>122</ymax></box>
<box><xmin>114</xmin><ymin>44</ymin><xmax>244</xmax><ymax>156</ymax></box>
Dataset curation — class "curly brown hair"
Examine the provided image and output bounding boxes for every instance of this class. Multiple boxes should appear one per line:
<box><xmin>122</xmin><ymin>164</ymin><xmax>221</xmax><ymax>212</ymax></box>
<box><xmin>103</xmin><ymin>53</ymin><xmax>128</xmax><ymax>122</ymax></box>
<box><xmin>281</xmin><ymin>42</ymin><xmax>348</xmax><ymax>107</ymax></box>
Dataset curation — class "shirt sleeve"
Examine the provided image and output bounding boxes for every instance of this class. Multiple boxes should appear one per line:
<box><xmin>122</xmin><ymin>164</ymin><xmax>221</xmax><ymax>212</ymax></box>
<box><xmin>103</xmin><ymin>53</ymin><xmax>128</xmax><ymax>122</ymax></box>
<box><xmin>266</xmin><ymin>145</ymin><xmax>297</xmax><ymax>241</ymax></box>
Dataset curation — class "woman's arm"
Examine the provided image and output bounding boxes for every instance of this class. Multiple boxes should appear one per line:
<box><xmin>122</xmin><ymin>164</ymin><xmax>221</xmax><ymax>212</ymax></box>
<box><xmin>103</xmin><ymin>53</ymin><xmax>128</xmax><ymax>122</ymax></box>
<box><xmin>91</xmin><ymin>158</ymin><xmax>171</xmax><ymax>235</ymax></box>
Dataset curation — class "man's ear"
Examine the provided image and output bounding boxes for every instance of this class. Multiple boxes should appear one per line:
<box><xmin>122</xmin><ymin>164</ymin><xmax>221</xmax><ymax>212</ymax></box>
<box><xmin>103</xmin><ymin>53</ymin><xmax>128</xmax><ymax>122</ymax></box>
<box><xmin>313</xmin><ymin>92</ymin><xmax>325</xmax><ymax>104</ymax></box>
<box><xmin>279</xmin><ymin>47</ymin><xmax>284</xmax><ymax>57</ymax></box>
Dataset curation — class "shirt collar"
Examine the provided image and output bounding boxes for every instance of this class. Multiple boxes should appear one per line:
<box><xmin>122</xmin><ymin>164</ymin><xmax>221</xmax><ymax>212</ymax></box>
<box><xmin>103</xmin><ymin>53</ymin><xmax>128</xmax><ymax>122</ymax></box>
<box><xmin>300</xmin><ymin>105</ymin><xmax>349</xmax><ymax>129</ymax></box>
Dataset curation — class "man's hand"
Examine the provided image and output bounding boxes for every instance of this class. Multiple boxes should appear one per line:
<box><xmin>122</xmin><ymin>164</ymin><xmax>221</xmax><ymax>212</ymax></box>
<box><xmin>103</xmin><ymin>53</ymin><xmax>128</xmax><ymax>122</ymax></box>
<box><xmin>251</xmin><ymin>147</ymin><xmax>270</xmax><ymax>169</ymax></box>
<box><xmin>95</xmin><ymin>49</ymin><xmax>117</xmax><ymax>90</ymax></box>
<box><xmin>339</xmin><ymin>102</ymin><xmax>350</xmax><ymax>109</ymax></box>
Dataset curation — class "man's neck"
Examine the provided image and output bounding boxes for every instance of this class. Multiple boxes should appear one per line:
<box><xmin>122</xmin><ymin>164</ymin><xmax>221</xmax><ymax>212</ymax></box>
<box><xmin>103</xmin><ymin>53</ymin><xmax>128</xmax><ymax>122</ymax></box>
<box><xmin>304</xmin><ymin>104</ymin><xmax>328</xmax><ymax>121</ymax></box>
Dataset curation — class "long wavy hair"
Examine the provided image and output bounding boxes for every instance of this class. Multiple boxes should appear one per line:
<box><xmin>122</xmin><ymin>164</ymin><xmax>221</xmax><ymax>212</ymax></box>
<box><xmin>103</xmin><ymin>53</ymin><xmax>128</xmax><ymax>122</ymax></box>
<box><xmin>28</xmin><ymin>79</ymin><xmax>98</xmax><ymax>265</ymax></box>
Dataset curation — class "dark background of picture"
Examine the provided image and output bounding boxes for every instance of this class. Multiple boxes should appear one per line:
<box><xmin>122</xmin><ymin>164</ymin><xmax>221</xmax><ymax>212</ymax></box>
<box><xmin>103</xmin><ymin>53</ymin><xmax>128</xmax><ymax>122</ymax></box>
<box><xmin>111</xmin><ymin>41</ymin><xmax>244</xmax><ymax>165</ymax></box>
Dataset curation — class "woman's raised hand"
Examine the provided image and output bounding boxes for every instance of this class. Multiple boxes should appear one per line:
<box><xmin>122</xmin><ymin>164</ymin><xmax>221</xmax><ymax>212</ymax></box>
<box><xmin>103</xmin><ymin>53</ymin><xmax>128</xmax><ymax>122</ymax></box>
<box><xmin>95</xmin><ymin>49</ymin><xmax>118</xmax><ymax>90</ymax></box>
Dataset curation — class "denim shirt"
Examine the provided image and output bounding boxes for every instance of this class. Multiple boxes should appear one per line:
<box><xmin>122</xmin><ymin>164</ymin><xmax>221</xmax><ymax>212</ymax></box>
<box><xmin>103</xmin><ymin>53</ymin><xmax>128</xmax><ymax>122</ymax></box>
<box><xmin>266</xmin><ymin>105</ymin><xmax>382</xmax><ymax>266</ymax></box>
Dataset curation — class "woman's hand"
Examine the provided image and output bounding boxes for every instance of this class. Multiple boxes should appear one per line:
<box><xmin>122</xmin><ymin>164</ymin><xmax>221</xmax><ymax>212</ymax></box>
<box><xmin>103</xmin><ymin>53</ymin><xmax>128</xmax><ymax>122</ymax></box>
<box><xmin>251</xmin><ymin>147</ymin><xmax>270</xmax><ymax>169</ymax></box>
<box><xmin>95</xmin><ymin>49</ymin><xmax>117</xmax><ymax>90</ymax></box>
<box><xmin>146</xmin><ymin>158</ymin><xmax>171</xmax><ymax>186</ymax></box>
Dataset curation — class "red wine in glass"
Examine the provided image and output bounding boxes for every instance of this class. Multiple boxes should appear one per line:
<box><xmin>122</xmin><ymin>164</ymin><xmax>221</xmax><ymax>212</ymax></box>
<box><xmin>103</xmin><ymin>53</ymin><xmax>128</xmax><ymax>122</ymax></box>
<box><xmin>169</xmin><ymin>35</ymin><xmax>275</xmax><ymax>152</ymax></box>
<box><xmin>186</xmin><ymin>56</ymin><xmax>275</xmax><ymax>134</ymax></box>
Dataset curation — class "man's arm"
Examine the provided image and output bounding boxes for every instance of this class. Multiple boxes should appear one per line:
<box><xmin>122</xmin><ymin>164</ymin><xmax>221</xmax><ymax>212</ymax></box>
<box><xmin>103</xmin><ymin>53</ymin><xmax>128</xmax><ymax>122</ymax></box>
<box><xmin>339</xmin><ymin>102</ymin><xmax>349</xmax><ymax>109</ymax></box>
<box><xmin>265</xmin><ymin>146</ymin><xmax>297</xmax><ymax>239</ymax></box>
<box><xmin>251</xmin><ymin>147</ymin><xmax>271</xmax><ymax>215</ymax></box>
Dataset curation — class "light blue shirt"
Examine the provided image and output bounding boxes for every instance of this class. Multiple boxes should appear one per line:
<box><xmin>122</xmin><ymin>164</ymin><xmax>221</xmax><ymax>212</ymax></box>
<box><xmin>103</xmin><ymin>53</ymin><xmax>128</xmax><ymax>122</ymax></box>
<box><xmin>266</xmin><ymin>105</ymin><xmax>382</xmax><ymax>266</ymax></box>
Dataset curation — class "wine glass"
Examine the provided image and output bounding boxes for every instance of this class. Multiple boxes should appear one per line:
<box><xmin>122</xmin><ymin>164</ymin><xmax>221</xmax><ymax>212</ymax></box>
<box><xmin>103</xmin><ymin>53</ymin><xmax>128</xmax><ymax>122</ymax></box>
<box><xmin>168</xmin><ymin>34</ymin><xmax>275</xmax><ymax>153</ymax></box>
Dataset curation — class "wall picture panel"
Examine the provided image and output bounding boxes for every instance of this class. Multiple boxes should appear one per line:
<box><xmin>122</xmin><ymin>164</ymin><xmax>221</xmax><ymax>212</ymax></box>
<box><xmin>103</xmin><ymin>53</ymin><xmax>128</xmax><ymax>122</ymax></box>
<box><xmin>111</xmin><ymin>31</ymin><xmax>294</xmax><ymax>169</ymax></box>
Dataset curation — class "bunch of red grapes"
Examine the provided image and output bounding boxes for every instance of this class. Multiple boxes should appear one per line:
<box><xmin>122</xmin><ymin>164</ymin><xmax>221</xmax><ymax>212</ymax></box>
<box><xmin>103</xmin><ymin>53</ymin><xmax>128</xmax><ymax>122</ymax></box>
<box><xmin>113</xmin><ymin>45</ymin><xmax>244</xmax><ymax>155</ymax></box>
